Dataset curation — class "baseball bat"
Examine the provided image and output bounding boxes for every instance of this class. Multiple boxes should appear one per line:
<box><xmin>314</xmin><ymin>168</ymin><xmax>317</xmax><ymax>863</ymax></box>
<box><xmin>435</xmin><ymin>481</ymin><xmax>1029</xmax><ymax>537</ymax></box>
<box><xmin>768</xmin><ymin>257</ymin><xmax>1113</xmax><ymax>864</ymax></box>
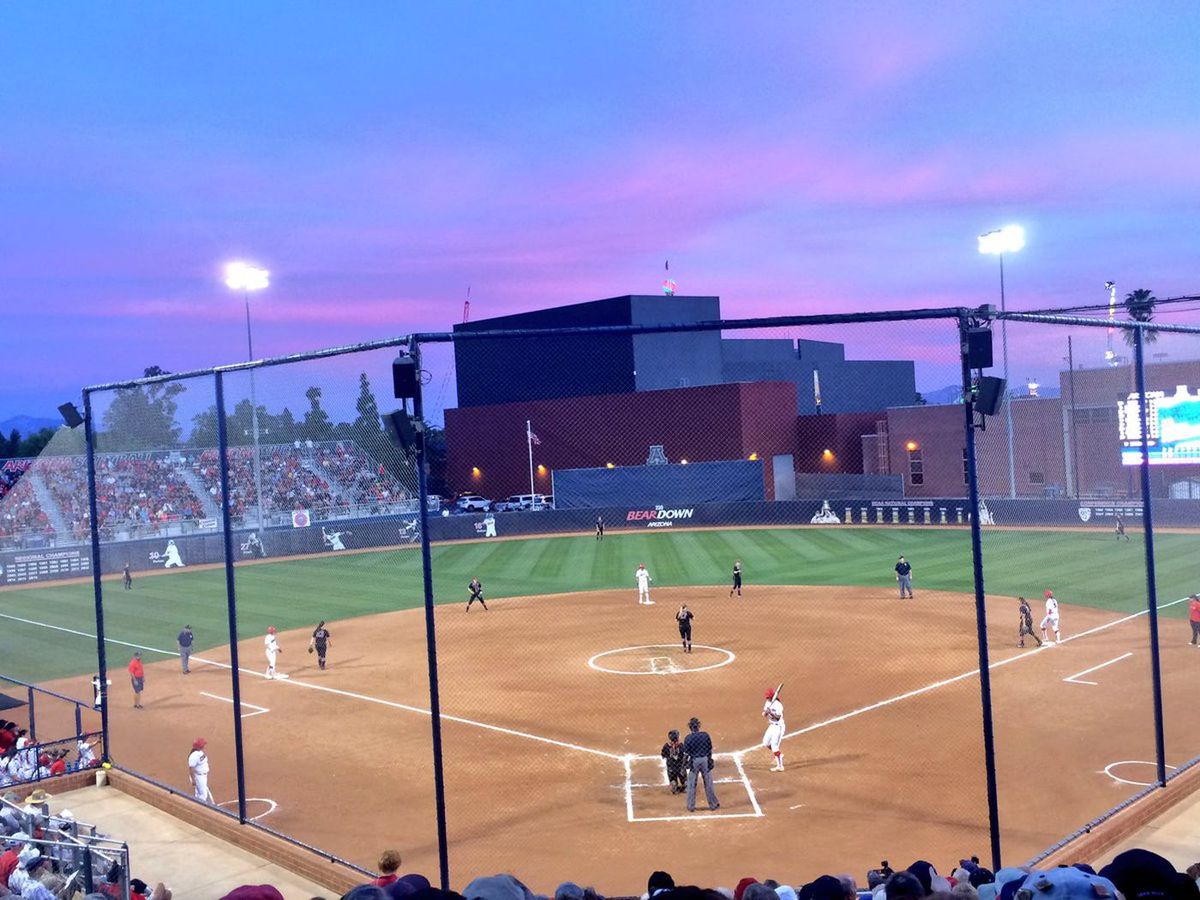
<box><xmin>206</xmin><ymin>787</ymin><xmax>215</xmax><ymax>803</ymax></box>
<box><xmin>774</xmin><ymin>682</ymin><xmax>784</xmax><ymax>701</ymax></box>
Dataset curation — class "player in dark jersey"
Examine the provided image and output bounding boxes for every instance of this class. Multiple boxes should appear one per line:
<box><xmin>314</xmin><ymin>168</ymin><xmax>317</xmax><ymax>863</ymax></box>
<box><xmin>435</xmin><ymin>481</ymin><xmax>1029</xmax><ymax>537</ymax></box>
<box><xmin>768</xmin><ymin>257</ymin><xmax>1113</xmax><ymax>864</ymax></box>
<box><xmin>595</xmin><ymin>516</ymin><xmax>604</xmax><ymax>541</ymax></box>
<box><xmin>467</xmin><ymin>577</ymin><xmax>488</xmax><ymax>612</ymax></box>
<box><xmin>676</xmin><ymin>604</ymin><xmax>694</xmax><ymax>653</ymax></box>
<box><xmin>123</xmin><ymin>564</ymin><xmax>132</xmax><ymax>590</ymax></box>
<box><xmin>1017</xmin><ymin>597</ymin><xmax>1042</xmax><ymax>648</ymax></box>
<box><xmin>308</xmin><ymin>621</ymin><xmax>333</xmax><ymax>669</ymax></box>
<box><xmin>661</xmin><ymin>729</ymin><xmax>689</xmax><ymax>793</ymax></box>
<box><xmin>1115</xmin><ymin>515</ymin><xmax>1130</xmax><ymax>541</ymax></box>
<box><xmin>729</xmin><ymin>560</ymin><xmax>743</xmax><ymax>597</ymax></box>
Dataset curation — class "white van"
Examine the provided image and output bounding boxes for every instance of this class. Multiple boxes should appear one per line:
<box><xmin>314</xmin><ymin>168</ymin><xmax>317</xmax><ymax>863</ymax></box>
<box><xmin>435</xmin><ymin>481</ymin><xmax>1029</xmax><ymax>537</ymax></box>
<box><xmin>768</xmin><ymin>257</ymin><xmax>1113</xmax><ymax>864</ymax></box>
<box><xmin>496</xmin><ymin>493</ymin><xmax>548</xmax><ymax>512</ymax></box>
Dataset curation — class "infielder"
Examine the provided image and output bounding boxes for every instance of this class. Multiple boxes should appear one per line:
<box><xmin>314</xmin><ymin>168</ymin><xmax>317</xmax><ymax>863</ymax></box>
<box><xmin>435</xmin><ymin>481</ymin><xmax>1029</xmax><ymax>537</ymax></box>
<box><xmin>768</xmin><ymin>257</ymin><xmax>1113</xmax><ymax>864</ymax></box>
<box><xmin>467</xmin><ymin>577</ymin><xmax>488</xmax><ymax>612</ymax></box>
<box><xmin>729</xmin><ymin>560</ymin><xmax>743</xmax><ymax>597</ymax></box>
<box><xmin>1041</xmin><ymin>590</ymin><xmax>1061</xmax><ymax>645</ymax></box>
<box><xmin>308</xmin><ymin>621</ymin><xmax>332</xmax><ymax>669</ymax></box>
<box><xmin>1017</xmin><ymin>597</ymin><xmax>1042</xmax><ymax>648</ymax></box>
<box><xmin>265</xmin><ymin>626</ymin><xmax>282</xmax><ymax>678</ymax></box>
<box><xmin>762</xmin><ymin>687</ymin><xmax>785</xmax><ymax>772</ymax></box>
<box><xmin>188</xmin><ymin>737</ymin><xmax>210</xmax><ymax>803</ymax></box>
<box><xmin>636</xmin><ymin>563</ymin><xmax>654</xmax><ymax>605</ymax></box>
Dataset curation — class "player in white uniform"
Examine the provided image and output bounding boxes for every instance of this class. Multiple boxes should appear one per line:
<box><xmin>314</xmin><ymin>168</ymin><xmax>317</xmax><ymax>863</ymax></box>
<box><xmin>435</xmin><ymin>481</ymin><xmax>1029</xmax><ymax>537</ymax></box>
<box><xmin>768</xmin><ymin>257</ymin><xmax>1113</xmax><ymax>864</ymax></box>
<box><xmin>1041</xmin><ymin>590</ymin><xmax>1061</xmax><ymax>645</ymax></box>
<box><xmin>264</xmin><ymin>626</ymin><xmax>281</xmax><ymax>678</ymax></box>
<box><xmin>188</xmin><ymin>737</ymin><xmax>210</xmax><ymax>802</ymax></box>
<box><xmin>636</xmin><ymin>563</ymin><xmax>654</xmax><ymax>605</ymax></box>
<box><xmin>762</xmin><ymin>687</ymin><xmax>785</xmax><ymax>771</ymax></box>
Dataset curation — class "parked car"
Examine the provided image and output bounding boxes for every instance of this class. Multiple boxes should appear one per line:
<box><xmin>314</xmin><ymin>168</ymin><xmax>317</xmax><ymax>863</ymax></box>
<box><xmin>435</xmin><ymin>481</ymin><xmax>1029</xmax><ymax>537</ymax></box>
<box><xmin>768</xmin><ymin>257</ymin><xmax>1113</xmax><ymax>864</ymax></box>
<box><xmin>455</xmin><ymin>494</ymin><xmax>492</xmax><ymax>512</ymax></box>
<box><xmin>496</xmin><ymin>493</ymin><xmax>549</xmax><ymax>512</ymax></box>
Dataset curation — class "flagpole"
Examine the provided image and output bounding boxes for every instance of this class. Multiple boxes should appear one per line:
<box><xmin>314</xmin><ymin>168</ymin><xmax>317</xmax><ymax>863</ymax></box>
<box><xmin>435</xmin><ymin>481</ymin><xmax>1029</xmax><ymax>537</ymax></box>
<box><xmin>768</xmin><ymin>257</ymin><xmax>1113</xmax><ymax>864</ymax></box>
<box><xmin>527</xmin><ymin>419</ymin><xmax>535</xmax><ymax>499</ymax></box>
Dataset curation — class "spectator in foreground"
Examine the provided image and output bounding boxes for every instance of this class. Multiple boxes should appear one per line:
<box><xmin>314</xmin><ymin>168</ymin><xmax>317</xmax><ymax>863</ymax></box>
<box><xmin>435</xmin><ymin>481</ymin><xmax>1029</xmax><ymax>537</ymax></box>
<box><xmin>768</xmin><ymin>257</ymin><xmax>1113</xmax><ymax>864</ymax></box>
<box><xmin>373</xmin><ymin>851</ymin><xmax>403</xmax><ymax>888</ymax></box>
<box><xmin>884</xmin><ymin>873</ymin><xmax>925</xmax><ymax>900</ymax></box>
<box><xmin>649</xmin><ymin>872</ymin><xmax>676</xmax><ymax>899</ymax></box>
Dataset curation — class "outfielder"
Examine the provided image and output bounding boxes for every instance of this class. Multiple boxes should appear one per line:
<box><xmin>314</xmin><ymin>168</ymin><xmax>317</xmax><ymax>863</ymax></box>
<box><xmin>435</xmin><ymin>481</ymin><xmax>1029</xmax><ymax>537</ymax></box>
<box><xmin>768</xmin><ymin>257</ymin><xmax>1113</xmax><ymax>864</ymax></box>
<box><xmin>729</xmin><ymin>560</ymin><xmax>743</xmax><ymax>598</ymax></box>
<box><xmin>264</xmin><ymin>626</ymin><xmax>282</xmax><ymax>678</ymax></box>
<box><xmin>188</xmin><ymin>737</ymin><xmax>210</xmax><ymax>803</ymax></box>
<box><xmin>636</xmin><ymin>563</ymin><xmax>654</xmax><ymax>605</ymax></box>
<box><xmin>762</xmin><ymin>686</ymin><xmax>785</xmax><ymax>771</ymax></box>
<box><xmin>1041</xmin><ymin>590</ymin><xmax>1061</xmax><ymax>645</ymax></box>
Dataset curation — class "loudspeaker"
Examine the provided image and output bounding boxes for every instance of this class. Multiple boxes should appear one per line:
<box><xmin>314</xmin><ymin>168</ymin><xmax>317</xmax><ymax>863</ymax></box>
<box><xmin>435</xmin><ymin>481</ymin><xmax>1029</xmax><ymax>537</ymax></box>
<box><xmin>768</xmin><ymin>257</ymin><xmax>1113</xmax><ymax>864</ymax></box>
<box><xmin>392</xmin><ymin>355</ymin><xmax>418</xmax><ymax>400</ymax></box>
<box><xmin>965</xmin><ymin>328</ymin><xmax>993</xmax><ymax>369</ymax></box>
<box><xmin>58</xmin><ymin>402</ymin><xmax>84</xmax><ymax>429</ymax></box>
<box><xmin>975</xmin><ymin>376</ymin><xmax>1007</xmax><ymax>416</ymax></box>
<box><xmin>383</xmin><ymin>410</ymin><xmax>420</xmax><ymax>453</ymax></box>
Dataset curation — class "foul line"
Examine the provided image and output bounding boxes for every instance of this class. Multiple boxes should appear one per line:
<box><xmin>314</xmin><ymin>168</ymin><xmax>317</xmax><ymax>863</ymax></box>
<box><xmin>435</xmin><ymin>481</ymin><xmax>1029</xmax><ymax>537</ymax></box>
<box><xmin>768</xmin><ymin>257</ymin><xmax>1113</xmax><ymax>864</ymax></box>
<box><xmin>1064</xmin><ymin>652</ymin><xmax>1134</xmax><ymax>685</ymax></box>
<box><xmin>0</xmin><ymin>611</ymin><xmax>621</xmax><ymax>761</ymax></box>
<box><xmin>734</xmin><ymin>595</ymin><xmax>1192</xmax><ymax>755</ymax></box>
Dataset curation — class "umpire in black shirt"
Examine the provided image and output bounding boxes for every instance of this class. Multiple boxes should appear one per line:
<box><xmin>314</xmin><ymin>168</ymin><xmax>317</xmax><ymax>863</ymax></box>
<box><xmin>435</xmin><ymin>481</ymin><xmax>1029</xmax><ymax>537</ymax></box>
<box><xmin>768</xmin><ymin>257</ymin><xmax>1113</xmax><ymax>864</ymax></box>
<box><xmin>682</xmin><ymin>717</ymin><xmax>720</xmax><ymax>812</ymax></box>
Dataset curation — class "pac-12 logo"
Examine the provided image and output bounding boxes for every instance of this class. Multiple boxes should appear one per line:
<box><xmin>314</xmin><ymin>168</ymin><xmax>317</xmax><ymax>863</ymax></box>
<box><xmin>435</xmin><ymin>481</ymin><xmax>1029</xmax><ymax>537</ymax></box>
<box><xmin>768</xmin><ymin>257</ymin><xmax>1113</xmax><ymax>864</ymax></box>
<box><xmin>1077</xmin><ymin>507</ymin><xmax>1092</xmax><ymax>522</ymax></box>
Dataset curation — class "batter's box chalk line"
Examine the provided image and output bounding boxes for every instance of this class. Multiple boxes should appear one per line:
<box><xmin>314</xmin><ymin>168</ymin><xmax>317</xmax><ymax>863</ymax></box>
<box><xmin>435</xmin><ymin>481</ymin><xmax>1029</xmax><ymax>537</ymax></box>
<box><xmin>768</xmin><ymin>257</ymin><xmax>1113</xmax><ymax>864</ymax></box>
<box><xmin>622</xmin><ymin>752</ymin><xmax>764</xmax><ymax>822</ymax></box>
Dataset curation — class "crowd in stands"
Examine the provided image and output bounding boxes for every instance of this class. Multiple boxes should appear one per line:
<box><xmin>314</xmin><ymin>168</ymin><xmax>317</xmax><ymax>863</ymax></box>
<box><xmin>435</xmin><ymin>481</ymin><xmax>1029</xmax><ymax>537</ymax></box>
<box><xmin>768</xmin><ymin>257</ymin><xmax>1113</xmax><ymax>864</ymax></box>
<box><xmin>208</xmin><ymin>848</ymin><xmax>1200</xmax><ymax>900</ymax></box>
<box><xmin>0</xmin><ymin>441</ymin><xmax>407</xmax><ymax>546</ymax></box>
<box><xmin>0</xmin><ymin>479</ymin><xmax>53</xmax><ymax>546</ymax></box>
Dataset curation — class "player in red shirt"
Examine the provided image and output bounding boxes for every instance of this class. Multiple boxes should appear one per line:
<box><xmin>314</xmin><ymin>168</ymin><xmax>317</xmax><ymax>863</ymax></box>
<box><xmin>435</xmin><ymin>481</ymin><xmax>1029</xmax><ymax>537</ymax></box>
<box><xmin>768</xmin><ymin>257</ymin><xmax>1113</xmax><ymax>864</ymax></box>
<box><xmin>1188</xmin><ymin>594</ymin><xmax>1200</xmax><ymax>647</ymax></box>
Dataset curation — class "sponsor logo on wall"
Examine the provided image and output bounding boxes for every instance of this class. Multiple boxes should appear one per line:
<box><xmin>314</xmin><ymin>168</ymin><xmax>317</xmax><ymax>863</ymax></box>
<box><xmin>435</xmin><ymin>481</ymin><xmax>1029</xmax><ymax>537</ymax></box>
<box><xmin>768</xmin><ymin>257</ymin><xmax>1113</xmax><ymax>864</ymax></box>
<box><xmin>810</xmin><ymin>500</ymin><xmax>841</xmax><ymax>524</ymax></box>
<box><xmin>627</xmin><ymin>505</ymin><xmax>694</xmax><ymax>528</ymax></box>
<box><xmin>292</xmin><ymin>510</ymin><xmax>311</xmax><ymax>528</ymax></box>
<box><xmin>1078</xmin><ymin>504</ymin><xmax>1141</xmax><ymax>522</ymax></box>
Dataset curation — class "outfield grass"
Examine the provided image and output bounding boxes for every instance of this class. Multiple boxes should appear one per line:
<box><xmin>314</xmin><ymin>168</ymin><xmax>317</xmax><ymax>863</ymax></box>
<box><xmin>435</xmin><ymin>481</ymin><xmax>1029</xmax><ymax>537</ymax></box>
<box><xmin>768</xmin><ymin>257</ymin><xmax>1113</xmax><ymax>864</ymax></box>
<box><xmin>2</xmin><ymin>526</ymin><xmax>1194</xmax><ymax>684</ymax></box>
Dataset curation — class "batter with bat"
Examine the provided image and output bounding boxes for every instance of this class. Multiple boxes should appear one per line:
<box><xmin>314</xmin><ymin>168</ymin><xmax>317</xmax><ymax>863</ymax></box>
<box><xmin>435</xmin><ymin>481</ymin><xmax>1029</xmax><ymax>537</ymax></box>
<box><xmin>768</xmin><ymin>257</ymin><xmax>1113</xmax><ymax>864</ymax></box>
<box><xmin>762</xmin><ymin>684</ymin><xmax>785</xmax><ymax>772</ymax></box>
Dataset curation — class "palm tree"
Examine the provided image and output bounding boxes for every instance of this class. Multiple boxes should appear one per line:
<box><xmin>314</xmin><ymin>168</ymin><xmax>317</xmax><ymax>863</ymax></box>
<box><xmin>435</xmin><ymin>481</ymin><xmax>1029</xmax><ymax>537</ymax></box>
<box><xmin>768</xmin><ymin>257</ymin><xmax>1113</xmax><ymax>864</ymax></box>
<box><xmin>1122</xmin><ymin>288</ymin><xmax>1158</xmax><ymax>346</ymax></box>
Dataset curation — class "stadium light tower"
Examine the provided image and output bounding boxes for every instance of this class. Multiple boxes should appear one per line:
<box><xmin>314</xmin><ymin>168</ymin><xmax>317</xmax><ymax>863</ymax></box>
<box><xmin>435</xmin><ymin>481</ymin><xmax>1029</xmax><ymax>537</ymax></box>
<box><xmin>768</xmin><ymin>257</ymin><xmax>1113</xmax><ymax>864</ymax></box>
<box><xmin>224</xmin><ymin>261</ymin><xmax>270</xmax><ymax>531</ymax></box>
<box><xmin>978</xmin><ymin>225</ymin><xmax>1024</xmax><ymax>499</ymax></box>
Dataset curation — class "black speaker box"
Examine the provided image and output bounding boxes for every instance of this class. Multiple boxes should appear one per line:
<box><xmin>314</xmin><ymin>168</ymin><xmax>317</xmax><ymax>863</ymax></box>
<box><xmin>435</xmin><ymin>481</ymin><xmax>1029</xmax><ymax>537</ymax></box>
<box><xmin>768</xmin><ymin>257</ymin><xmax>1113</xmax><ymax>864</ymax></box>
<box><xmin>965</xmin><ymin>328</ymin><xmax>994</xmax><ymax>369</ymax></box>
<box><xmin>975</xmin><ymin>376</ymin><xmax>1007</xmax><ymax>416</ymax></box>
<box><xmin>392</xmin><ymin>355</ymin><xmax>418</xmax><ymax>399</ymax></box>
<box><xmin>58</xmin><ymin>402</ymin><xmax>84</xmax><ymax>429</ymax></box>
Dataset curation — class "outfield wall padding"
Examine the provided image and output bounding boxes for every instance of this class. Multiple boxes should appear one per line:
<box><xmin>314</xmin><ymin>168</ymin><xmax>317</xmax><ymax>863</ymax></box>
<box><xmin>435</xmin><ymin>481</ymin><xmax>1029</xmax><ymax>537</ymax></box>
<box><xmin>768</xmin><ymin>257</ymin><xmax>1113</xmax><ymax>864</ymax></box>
<box><xmin>552</xmin><ymin>459</ymin><xmax>766</xmax><ymax>508</ymax></box>
<box><xmin>3</xmin><ymin>496</ymin><xmax>1199</xmax><ymax>585</ymax></box>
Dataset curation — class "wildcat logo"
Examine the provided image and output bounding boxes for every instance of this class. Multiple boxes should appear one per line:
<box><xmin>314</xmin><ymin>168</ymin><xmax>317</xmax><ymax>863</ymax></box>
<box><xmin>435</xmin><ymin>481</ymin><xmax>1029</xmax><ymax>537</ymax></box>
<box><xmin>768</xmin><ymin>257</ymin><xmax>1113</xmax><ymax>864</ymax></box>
<box><xmin>1078</xmin><ymin>507</ymin><xmax>1092</xmax><ymax>522</ymax></box>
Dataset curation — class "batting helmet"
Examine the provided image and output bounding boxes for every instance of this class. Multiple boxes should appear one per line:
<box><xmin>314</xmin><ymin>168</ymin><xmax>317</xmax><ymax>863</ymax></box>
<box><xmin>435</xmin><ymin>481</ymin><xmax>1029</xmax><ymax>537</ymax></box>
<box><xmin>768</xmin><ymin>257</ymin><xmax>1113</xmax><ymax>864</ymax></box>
<box><xmin>1044</xmin><ymin>590</ymin><xmax>1053</xmax><ymax>598</ymax></box>
<box><xmin>267</xmin><ymin>626</ymin><xmax>277</xmax><ymax>634</ymax></box>
<box><xmin>764</xmin><ymin>688</ymin><xmax>775</xmax><ymax>700</ymax></box>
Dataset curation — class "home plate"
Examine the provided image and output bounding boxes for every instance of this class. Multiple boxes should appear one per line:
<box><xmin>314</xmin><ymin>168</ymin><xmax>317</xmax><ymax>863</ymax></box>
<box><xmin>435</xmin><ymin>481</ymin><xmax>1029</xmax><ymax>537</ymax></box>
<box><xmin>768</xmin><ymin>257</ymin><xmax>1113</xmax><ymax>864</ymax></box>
<box><xmin>274</xmin><ymin>674</ymin><xmax>291</xmax><ymax>680</ymax></box>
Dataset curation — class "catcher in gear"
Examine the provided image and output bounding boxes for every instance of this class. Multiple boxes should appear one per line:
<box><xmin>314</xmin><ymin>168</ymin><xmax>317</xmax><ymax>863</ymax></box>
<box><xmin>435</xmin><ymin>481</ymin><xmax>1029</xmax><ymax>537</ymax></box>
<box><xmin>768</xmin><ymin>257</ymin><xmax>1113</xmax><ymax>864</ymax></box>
<box><xmin>660</xmin><ymin>729</ymin><xmax>689</xmax><ymax>793</ymax></box>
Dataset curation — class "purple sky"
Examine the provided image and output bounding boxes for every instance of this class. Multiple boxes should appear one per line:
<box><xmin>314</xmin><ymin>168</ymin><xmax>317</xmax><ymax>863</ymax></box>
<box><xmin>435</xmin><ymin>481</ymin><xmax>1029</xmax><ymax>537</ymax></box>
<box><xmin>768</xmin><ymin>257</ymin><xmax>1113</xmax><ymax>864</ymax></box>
<box><xmin>3</xmin><ymin>3</ymin><xmax>1199</xmax><ymax>425</ymax></box>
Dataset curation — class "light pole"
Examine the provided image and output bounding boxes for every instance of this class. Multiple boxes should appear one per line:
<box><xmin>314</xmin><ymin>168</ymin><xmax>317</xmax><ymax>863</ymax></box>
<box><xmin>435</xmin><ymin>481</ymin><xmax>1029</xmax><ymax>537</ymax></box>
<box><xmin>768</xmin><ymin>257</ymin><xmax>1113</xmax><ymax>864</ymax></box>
<box><xmin>224</xmin><ymin>262</ymin><xmax>270</xmax><ymax>531</ymax></box>
<box><xmin>978</xmin><ymin>225</ymin><xmax>1025</xmax><ymax>499</ymax></box>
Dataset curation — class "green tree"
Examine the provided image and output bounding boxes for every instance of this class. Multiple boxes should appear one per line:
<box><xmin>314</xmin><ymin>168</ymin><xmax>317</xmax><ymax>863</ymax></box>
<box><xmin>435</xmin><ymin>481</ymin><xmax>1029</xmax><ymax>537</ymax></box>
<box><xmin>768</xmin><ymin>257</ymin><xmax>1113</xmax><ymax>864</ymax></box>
<box><xmin>190</xmin><ymin>406</ymin><xmax>221</xmax><ymax>448</ymax></box>
<box><xmin>2</xmin><ymin>429</ymin><xmax>19</xmax><ymax>457</ymax></box>
<box><xmin>1123</xmin><ymin>288</ymin><xmax>1158</xmax><ymax>346</ymax></box>
<box><xmin>100</xmin><ymin>366</ymin><xmax>184</xmax><ymax>450</ymax></box>
<box><xmin>352</xmin><ymin>373</ymin><xmax>383</xmax><ymax>445</ymax></box>
<box><xmin>301</xmin><ymin>386</ymin><xmax>333</xmax><ymax>442</ymax></box>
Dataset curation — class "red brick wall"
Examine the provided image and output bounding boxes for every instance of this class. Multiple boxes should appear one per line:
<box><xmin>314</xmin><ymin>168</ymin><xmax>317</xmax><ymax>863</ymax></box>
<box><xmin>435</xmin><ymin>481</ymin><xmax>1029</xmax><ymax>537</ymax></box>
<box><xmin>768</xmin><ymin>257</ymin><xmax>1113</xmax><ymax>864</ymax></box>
<box><xmin>444</xmin><ymin>382</ymin><xmax>799</xmax><ymax>500</ymax></box>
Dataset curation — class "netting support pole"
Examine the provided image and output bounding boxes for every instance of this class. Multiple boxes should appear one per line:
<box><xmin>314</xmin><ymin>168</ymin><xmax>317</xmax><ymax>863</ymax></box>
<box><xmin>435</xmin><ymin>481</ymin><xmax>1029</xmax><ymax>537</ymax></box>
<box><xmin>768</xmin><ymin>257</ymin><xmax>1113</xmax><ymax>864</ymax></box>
<box><xmin>412</xmin><ymin>341</ymin><xmax>451</xmax><ymax>890</ymax></box>
<box><xmin>215</xmin><ymin>372</ymin><xmax>250</xmax><ymax>823</ymax></box>
<box><xmin>1133</xmin><ymin>328</ymin><xmax>1168</xmax><ymax>787</ymax></box>
<box><xmin>959</xmin><ymin>317</ymin><xmax>1003</xmax><ymax>869</ymax></box>
<box><xmin>82</xmin><ymin>390</ymin><xmax>111</xmax><ymax>762</ymax></box>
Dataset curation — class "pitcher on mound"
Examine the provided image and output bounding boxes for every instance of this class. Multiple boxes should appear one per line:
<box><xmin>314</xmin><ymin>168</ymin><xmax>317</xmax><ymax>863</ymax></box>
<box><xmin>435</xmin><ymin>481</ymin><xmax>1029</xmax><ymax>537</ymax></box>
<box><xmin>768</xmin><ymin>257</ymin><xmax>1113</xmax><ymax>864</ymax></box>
<box><xmin>762</xmin><ymin>686</ymin><xmax>785</xmax><ymax>771</ymax></box>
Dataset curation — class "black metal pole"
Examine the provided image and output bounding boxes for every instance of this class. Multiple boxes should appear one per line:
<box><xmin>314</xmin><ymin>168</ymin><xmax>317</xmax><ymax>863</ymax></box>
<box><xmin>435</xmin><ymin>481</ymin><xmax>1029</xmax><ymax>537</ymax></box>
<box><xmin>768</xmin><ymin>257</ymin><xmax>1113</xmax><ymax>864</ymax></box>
<box><xmin>1067</xmin><ymin>337</ymin><xmax>1081</xmax><ymax>498</ymax></box>
<box><xmin>75</xmin><ymin>703</ymin><xmax>82</xmax><ymax>738</ymax></box>
<box><xmin>1133</xmin><ymin>328</ymin><xmax>1168</xmax><ymax>787</ymax></box>
<box><xmin>411</xmin><ymin>343</ymin><xmax>451</xmax><ymax>890</ymax></box>
<box><xmin>26</xmin><ymin>686</ymin><xmax>36</xmax><ymax>741</ymax></box>
<box><xmin>82</xmin><ymin>391</ymin><xmax>111</xmax><ymax>762</ymax></box>
<box><xmin>215</xmin><ymin>372</ymin><xmax>250</xmax><ymax>823</ymax></box>
<box><xmin>960</xmin><ymin>318</ymin><xmax>1003</xmax><ymax>869</ymax></box>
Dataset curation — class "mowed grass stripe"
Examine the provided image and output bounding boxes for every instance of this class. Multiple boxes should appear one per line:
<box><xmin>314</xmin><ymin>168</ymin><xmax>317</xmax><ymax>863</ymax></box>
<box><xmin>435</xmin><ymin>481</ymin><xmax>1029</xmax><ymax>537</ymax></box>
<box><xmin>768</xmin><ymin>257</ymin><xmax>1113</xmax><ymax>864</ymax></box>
<box><xmin>3</xmin><ymin>526</ymin><xmax>1197</xmax><ymax>684</ymax></box>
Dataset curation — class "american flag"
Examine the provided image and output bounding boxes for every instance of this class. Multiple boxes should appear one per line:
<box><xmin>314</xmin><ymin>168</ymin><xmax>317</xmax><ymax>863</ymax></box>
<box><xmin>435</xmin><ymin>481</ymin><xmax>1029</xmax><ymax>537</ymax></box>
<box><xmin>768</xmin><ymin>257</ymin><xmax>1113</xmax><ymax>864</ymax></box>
<box><xmin>529</xmin><ymin>431</ymin><xmax>541</xmax><ymax>446</ymax></box>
